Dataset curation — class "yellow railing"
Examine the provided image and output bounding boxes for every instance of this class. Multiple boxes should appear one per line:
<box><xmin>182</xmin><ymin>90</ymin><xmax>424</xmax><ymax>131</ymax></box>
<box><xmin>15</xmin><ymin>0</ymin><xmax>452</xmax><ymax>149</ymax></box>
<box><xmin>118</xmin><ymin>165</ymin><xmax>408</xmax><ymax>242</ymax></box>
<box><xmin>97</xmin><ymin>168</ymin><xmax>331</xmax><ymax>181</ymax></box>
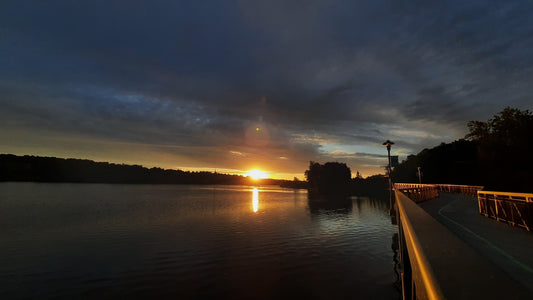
<box><xmin>477</xmin><ymin>191</ymin><xmax>533</xmax><ymax>231</ymax></box>
<box><xmin>394</xmin><ymin>184</ymin><xmax>440</xmax><ymax>203</ymax></box>
<box><xmin>394</xmin><ymin>183</ymin><xmax>484</xmax><ymax>203</ymax></box>
<box><xmin>395</xmin><ymin>190</ymin><xmax>532</xmax><ymax>299</ymax></box>
<box><xmin>395</xmin><ymin>183</ymin><xmax>437</xmax><ymax>189</ymax></box>
<box><xmin>437</xmin><ymin>184</ymin><xmax>484</xmax><ymax>196</ymax></box>
<box><xmin>395</xmin><ymin>190</ymin><xmax>445</xmax><ymax>300</ymax></box>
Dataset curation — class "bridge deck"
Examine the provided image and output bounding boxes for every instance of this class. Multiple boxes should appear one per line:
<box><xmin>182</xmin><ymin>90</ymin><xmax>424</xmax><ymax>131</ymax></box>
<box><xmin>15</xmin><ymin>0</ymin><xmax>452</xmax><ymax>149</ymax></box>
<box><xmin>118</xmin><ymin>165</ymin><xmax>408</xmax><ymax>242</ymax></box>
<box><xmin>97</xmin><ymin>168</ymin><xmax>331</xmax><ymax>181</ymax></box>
<box><xmin>419</xmin><ymin>192</ymin><xmax>533</xmax><ymax>293</ymax></box>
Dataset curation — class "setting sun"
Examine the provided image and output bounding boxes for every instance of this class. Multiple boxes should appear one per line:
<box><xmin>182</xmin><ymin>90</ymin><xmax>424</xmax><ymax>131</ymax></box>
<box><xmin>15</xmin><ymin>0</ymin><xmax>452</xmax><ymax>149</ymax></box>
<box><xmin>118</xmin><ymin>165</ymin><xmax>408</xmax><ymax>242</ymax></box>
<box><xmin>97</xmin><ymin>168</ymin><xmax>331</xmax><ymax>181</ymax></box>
<box><xmin>246</xmin><ymin>169</ymin><xmax>269</xmax><ymax>180</ymax></box>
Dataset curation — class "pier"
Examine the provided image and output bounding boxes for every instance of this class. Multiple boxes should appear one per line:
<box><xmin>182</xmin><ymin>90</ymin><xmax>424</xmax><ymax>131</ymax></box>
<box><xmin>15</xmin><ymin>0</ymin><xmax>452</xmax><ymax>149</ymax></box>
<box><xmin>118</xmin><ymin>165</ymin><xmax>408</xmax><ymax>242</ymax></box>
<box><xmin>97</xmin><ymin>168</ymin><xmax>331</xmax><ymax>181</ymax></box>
<box><xmin>394</xmin><ymin>183</ymin><xmax>533</xmax><ymax>299</ymax></box>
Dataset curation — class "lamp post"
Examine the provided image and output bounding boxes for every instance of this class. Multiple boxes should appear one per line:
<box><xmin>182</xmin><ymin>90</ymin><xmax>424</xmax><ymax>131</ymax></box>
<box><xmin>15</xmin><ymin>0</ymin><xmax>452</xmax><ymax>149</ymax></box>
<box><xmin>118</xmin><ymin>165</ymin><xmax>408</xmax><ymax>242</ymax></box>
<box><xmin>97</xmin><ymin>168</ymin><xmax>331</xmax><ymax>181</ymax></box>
<box><xmin>383</xmin><ymin>140</ymin><xmax>394</xmax><ymax>214</ymax></box>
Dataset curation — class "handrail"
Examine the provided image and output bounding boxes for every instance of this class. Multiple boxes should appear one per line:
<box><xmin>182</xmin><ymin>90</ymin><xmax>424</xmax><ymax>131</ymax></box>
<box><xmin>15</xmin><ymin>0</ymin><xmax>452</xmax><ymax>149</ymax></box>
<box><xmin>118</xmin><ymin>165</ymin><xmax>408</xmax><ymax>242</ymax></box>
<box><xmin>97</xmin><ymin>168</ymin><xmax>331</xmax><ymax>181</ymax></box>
<box><xmin>395</xmin><ymin>183</ymin><xmax>438</xmax><ymax>189</ymax></box>
<box><xmin>395</xmin><ymin>190</ymin><xmax>445</xmax><ymax>300</ymax></box>
<box><xmin>478</xmin><ymin>190</ymin><xmax>533</xmax><ymax>202</ymax></box>
<box><xmin>394</xmin><ymin>183</ymin><xmax>484</xmax><ymax>198</ymax></box>
<box><xmin>477</xmin><ymin>190</ymin><xmax>533</xmax><ymax>231</ymax></box>
<box><xmin>395</xmin><ymin>190</ymin><xmax>532</xmax><ymax>299</ymax></box>
<box><xmin>437</xmin><ymin>184</ymin><xmax>484</xmax><ymax>196</ymax></box>
<box><xmin>394</xmin><ymin>183</ymin><xmax>440</xmax><ymax>203</ymax></box>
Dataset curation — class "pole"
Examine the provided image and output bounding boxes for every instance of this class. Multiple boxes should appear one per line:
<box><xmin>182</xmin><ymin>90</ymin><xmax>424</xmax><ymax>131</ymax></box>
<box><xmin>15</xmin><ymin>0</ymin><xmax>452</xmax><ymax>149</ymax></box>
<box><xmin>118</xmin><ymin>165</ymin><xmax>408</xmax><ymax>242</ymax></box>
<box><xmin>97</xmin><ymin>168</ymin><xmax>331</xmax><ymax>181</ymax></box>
<box><xmin>417</xmin><ymin>167</ymin><xmax>422</xmax><ymax>184</ymax></box>
<box><xmin>383</xmin><ymin>140</ymin><xmax>394</xmax><ymax>215</ymax></box>
<box><xmin>388</xmin><ymin>147</ymin><xmax>392</xmax><ymax>215</ymax></box>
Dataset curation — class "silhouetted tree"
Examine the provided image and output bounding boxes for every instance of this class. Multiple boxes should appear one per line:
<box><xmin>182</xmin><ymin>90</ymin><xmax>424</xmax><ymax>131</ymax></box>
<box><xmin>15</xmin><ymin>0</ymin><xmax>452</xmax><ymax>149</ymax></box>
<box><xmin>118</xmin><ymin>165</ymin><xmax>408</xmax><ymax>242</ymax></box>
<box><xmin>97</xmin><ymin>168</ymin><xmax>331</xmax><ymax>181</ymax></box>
<box><xmin>391</xmin><ymin>140</ymin><xmax>478</xmax><ymax>185</ymax></box>
<box><xmin>466</xmin><ymin>107</ymin><xmax>533</xmax><ymax>143</ymax></box>
<box><xmin>391</xmin><ymin>107</ymin><xmax>533</xmax><ymax>192</ymax></box>
<box><xmin>351</xmin><ymin>174</ymin><xmax>388</xmax><ymax>198</ymax></box>
<box><xmin>279</xmin><ymin>177</ymin><xmax>308</xmax><ymax>189</ymax></box>
<box><xmin>305</xmin><ymin>161</ymin><xmax>351</xmax><ymax>195</ymax></box>
<box><xmin>465</xmin><ymin>107</ymin><xmax>533</xmax><ymax>191</ymax></box>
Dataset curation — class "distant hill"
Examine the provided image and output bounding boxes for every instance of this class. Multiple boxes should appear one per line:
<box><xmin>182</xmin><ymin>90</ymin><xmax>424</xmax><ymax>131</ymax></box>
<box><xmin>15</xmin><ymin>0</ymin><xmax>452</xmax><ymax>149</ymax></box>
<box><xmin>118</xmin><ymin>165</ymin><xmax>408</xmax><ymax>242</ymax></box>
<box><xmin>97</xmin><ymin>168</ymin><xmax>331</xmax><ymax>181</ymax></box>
<box><xmin>0</xmin><ymin>154</ymin><xmax>304</xmax><ymax>188</ymax></box>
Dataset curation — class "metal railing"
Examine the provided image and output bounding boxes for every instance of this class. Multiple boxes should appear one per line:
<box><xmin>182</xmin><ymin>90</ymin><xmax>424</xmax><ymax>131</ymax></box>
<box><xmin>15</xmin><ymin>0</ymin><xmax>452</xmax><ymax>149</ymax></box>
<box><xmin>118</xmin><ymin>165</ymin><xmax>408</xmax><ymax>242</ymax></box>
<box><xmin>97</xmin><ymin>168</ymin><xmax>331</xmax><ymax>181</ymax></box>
<box><xmin>478</xmin><ymin>191</ymin><xmax>533</xmax><ymax>231</ymax></box>
<box><xmin>395</xmin><ymin>189</ymin><xmax>532</xmax><ymax>299</ymax></box>
<box><xmin>394</xmin><ymin>183</ymin><xmax>436</xmax><ymax>189</ymax></box>
<box><xmin>437</xmin><ymin>184</ymin><xmax>484</xmax><ymax>196</ymax></box>
<box><xmin>395</xmin><ymin>190</ymin><xmax>444</xmax><ymax>299</ymax></box>
<box><xmin>394</xmin><ymin>183</ymin><xmax>440</xmax><ymax>203</ymax></box>
<box><xmin>394</xmin><ymin>183</ymin><xmax>484</xmax><ymax>203</ymax></box>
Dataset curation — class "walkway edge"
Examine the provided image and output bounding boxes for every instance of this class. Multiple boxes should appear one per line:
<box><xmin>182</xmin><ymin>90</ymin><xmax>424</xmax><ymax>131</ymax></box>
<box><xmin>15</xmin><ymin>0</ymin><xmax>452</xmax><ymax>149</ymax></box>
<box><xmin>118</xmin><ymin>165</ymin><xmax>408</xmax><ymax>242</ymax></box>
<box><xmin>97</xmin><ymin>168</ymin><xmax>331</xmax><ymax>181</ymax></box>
<box><xmin>396</xmin><ymin>190</ymin><xmax>531</xmax><ymax>299</ymax></box>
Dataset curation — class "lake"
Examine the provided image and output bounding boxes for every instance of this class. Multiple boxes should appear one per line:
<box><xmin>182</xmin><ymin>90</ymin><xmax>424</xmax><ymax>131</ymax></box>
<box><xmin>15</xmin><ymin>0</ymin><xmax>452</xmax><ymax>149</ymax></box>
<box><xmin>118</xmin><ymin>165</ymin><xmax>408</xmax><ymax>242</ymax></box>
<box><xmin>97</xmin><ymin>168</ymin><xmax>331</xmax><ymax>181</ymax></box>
<box><xmin>0</xmin><ymin>183</ymin><xmax>399</xmax><ymax>299</ymax></box>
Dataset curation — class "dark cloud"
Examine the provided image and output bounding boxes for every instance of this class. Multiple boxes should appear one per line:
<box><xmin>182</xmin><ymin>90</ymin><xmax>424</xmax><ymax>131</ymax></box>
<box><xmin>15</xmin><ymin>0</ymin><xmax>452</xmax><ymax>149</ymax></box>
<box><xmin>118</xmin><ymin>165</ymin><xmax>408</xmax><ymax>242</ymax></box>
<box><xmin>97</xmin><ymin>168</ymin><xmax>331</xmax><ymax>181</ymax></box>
<box><xmin>1</xmin><ymin>0</ymin><xmax>533</xmax><ymax>177</ymax></box>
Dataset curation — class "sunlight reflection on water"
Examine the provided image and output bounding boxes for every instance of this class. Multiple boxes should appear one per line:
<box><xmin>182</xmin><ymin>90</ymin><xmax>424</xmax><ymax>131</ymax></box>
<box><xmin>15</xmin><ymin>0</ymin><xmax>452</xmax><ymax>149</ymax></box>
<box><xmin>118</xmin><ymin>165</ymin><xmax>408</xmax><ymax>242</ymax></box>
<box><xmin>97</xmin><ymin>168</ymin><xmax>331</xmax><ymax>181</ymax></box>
<box><xmin>252</xmin><ymin>187</ymin><xmax>259</xmax><ymax>212</ymax></box>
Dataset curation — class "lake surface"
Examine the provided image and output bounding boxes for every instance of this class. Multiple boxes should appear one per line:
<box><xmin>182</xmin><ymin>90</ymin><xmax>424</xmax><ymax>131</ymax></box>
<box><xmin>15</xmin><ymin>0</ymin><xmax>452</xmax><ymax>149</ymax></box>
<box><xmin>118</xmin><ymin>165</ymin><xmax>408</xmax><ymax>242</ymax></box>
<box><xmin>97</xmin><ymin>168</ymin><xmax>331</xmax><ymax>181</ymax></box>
<box><xmin>0</xmin><ymin>183</ymin><xmax>399</xmax><ymax>299</ymax></box>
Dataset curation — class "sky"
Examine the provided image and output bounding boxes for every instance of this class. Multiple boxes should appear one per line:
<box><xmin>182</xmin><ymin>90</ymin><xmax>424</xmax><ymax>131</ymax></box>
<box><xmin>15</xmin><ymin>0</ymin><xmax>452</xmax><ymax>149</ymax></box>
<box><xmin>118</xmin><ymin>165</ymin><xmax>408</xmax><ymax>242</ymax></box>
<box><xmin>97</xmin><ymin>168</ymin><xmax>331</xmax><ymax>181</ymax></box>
<box><xmin>1</xmin><ymin>1</ymin><xmax>533</xmax><ymax>179</ymax></box>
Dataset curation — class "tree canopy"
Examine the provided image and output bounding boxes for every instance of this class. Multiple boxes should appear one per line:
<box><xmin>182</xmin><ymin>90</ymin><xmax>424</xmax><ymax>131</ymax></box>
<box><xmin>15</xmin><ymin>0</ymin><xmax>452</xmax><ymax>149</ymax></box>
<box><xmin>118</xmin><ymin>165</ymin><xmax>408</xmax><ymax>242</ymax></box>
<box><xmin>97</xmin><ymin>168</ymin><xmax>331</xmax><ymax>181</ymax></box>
<box><xmin>305</xmin><ymin>161</ymin><xmax>351</xmax><ymax>195</ymax></box>
<box><xmin>392</xmin><ymin>107</ymin><xmax>533</xmax><ymax>192</ymax></box>
<box><xmin>466</xmin><ymin>107</ymin><xmax>533</xmax><ymax>146</ymax></box>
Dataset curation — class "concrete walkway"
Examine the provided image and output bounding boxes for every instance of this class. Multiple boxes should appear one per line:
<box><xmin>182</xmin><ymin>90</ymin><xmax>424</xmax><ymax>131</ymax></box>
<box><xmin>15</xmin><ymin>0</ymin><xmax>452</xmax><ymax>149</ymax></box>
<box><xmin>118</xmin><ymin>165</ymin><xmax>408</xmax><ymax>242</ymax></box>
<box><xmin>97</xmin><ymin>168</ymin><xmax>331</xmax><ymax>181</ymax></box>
<box><xmin>419</xmin><ymin>192</ymin><xmax>533</xmax><ymax>293</ymax></box>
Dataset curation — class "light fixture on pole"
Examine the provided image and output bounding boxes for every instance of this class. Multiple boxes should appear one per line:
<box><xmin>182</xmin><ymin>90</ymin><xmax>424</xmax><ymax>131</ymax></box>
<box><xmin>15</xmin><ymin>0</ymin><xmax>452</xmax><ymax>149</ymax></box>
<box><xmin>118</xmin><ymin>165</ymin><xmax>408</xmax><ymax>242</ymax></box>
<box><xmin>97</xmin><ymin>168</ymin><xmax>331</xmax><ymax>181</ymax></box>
<box><xmin>383</xmin><ymin>140</ymin><xmax>394</xmax><ymax>214</ymax></box>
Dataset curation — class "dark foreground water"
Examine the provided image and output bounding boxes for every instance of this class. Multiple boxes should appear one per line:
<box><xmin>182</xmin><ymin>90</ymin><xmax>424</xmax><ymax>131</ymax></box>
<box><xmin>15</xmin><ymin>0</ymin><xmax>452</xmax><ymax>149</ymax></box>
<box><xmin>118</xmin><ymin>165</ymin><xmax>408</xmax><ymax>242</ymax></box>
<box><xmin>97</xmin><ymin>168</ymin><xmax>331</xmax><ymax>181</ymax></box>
<box><xmin>0</xmin><ymin>183</ymin><xmax>399</xmax><ymax>299</ymax></box>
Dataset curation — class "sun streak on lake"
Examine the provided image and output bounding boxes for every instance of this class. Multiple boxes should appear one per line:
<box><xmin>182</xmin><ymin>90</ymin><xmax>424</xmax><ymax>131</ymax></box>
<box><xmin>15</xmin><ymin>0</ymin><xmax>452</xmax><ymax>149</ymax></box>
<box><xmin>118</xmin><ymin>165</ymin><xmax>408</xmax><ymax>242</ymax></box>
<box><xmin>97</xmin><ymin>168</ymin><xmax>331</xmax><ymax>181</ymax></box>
<box><xmin>252</xmin><ymin>187</ymin><xmax>259</xmax><ymax>212</ymax></box>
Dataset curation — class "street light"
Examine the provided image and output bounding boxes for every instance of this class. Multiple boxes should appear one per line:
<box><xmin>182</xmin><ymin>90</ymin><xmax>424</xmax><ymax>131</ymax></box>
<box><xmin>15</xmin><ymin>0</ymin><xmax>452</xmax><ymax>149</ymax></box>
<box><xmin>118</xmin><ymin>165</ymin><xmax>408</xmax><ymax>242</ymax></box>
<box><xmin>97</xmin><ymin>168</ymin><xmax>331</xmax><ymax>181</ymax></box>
<box><xmin>383</xmin><ymin>140</ymin><xmax>394</xmax><ymax>214</ymax></box>
<box><xmin>383</xmin><ymin>140</ymin><xmax>394</xmax><ymax>170</ymax></box>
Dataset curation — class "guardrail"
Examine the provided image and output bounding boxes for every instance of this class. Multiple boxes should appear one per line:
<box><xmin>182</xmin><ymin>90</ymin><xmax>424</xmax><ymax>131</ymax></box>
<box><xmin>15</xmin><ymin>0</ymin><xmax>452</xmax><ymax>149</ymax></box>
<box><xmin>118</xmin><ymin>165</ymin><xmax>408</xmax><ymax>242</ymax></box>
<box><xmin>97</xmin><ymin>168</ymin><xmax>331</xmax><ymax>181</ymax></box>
<box><xmin>394</xmin><ymin>184</ymin><xmax>440</xmax><ymax>203</ymax></box>
<box><xmin>395</xmin><ymin>190</ymin><xmax>531</xmax><ymax>299</ymax></box>
<box><xmin>395</xmin><ymin>190</ymin><xmax>444</xmax><ymax>299</ymax></box>
<box><xmin>394</xmin><ymin>183</ymin><xmax>436</xmax><ymax>189</ymax></box>
<box><xmin>437</xmin><ymin>184</ymin><xmax>484</xmax><ymax>196</ymax></box>
<box><xmin>394</xmin><ymin>183</ymin><xmax>484</xmax><ymax>203</ymax></box>
<box><xmin>478</xmin><ymin>191</ymin><xmax>533</xmax><ymax>231</ymax></box>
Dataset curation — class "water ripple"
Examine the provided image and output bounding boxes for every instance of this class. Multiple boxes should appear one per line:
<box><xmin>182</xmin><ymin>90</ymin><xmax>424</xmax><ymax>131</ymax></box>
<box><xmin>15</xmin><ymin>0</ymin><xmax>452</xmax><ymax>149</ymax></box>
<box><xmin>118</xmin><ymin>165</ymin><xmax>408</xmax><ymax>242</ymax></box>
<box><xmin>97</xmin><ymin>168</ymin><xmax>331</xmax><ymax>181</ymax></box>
<box><xmin>0</xmin><ymin>183</ymin><xmax>398</xmax><ymax>299</ymax></box>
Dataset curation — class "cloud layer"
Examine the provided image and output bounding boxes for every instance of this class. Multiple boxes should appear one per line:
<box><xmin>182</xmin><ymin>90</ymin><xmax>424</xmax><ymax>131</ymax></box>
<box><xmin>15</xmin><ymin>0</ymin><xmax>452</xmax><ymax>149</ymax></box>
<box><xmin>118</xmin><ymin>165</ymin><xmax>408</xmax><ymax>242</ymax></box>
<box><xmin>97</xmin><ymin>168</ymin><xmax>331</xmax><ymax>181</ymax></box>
<box><xmin>1</xmin><ymin>1</ymin><xmax>533</xmax><ymax>178</ymax></box>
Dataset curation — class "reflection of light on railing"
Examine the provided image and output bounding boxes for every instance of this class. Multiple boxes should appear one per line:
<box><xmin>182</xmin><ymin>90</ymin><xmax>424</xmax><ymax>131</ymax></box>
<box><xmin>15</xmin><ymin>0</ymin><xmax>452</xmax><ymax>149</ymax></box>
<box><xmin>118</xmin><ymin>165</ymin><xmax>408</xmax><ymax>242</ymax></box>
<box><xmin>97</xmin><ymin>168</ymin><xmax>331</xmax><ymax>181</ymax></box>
<box><xmin>252</xmin><ymin>188</ymin><xmax>259</xmax><ymax>212</ymax></box>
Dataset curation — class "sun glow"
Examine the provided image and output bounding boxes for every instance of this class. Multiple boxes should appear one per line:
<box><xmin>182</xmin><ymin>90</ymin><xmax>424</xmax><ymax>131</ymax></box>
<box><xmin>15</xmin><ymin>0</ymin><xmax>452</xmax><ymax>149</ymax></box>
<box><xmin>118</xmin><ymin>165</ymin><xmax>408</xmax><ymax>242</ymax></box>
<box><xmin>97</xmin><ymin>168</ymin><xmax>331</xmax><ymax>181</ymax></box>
<box><xmin>246</xmin><ymin>169</ymin><xmax>269</xmax><ymax>180</ymax></box>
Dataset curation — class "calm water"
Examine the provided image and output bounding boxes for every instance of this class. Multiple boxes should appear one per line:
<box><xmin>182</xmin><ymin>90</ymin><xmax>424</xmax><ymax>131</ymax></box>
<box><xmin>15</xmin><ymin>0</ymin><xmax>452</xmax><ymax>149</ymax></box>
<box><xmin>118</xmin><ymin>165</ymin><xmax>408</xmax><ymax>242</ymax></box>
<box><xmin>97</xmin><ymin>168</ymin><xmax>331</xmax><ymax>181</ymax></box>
<box><xmin>0</xmin><ymin>183</ymin><xmax>399</xmax><ymax>299</ymax></box>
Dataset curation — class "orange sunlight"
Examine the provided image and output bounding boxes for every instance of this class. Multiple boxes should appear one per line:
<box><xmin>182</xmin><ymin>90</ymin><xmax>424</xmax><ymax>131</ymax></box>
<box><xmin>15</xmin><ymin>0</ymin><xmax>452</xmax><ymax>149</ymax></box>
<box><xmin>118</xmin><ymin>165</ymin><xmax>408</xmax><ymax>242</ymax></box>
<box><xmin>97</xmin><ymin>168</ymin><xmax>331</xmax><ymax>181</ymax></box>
<box><xmin>246</xmin><ymin>169</ymin><xmax>270</xmax><ymax>180</ymax></box>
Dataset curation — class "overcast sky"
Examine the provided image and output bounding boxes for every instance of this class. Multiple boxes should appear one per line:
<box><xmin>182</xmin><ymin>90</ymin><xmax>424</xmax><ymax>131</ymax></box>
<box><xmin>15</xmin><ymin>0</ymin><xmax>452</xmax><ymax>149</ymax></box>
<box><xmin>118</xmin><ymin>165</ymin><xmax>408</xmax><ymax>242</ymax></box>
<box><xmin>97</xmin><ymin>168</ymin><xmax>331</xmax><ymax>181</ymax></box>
<box><xmin>1</xmin><ymin>1</ymin><xmax>533</xmax><ymax>179</ymax></box>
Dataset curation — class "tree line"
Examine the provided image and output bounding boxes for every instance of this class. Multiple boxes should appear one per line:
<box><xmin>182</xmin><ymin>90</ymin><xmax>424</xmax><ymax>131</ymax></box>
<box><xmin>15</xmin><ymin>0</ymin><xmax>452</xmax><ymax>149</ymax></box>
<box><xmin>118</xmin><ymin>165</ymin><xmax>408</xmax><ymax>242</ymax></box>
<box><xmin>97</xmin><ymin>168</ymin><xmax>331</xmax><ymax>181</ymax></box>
<box><xmin>392</xmin><ymin>107</ymin><xmax>533</xmax><ymax>192</ymax></box>
<box><xmin>0</xmin><ymin>154</ymin><xmax>296</xmax><ymax>186</ymax></box>
<box><xmin>305</xmin><ymin>107</ymin><xmax>533</xmax><ymax>196</ymax></box>
<box><xmin>305</xmin><ymin>161</ymin><xmax>388</xmax><ymax>197</ymax></box>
